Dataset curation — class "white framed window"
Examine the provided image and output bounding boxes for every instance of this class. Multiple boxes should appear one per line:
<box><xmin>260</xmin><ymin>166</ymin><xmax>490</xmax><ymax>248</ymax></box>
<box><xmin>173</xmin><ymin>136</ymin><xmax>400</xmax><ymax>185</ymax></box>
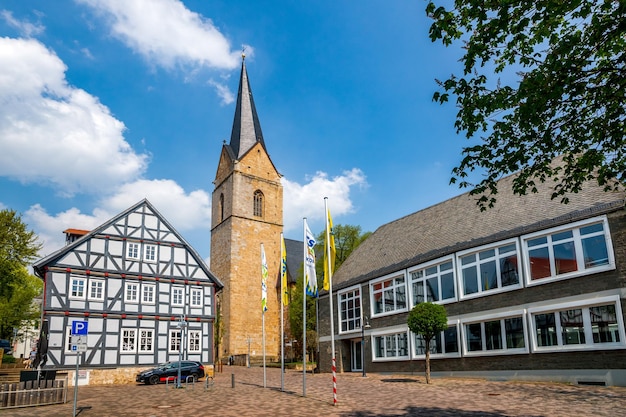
<box><xmin>461</xmin><ymin>312</ymin><xmax>528</xmax><ymax>356</ymax></box>
<box><xmin>372</xmin><ymin>329</ymin><xmax>410</xmax><ymax>361</ymax></box>
<box><xmin>139</xmin><ymin>329</ymin><xmax>154</xmax><ymax>353</ymax></box>
<box><xmin>127</xmin><ymin>242</ymin><xmax>140</xmax><ymax>260</ymax></box>
<box><xmin>412</xmin><ymin>323</ymin><xmax>460</xmax><ymax>359</ymax></box>
<box><xmin>190</xmin><ymin>288</ymin><xmax>203</xmax><ymax>307</ymax></box>
<box><xmin>88</xmin><ymin>279</ymin><xmax>105</xmax><ymax>301</ymax></box>
<box><xmin>457</xmin><ymin>239</ymin><xmax>521</xmax><ymax>299</ymax></box>
<box><xmin>70</xmin><ymin>277</ymin><xmax>86</xmax><ymax>299</ymax></box>
<box><xmin>523</xmin><ymin>216</ymin><xmax>614</xmax><ymax>285</ymax></box>
<box><xmin>339</xmin><ymin>286</ymin><xmax>361</xmax><ymax>333</ymax></box>
<box><xmin>169</xmin><ymin>330</ymin><xmax>181</xmax><ymax>353</ymax></box>
<box><xmin>121</xmin><ymin>329</ymin><xmax>137</xmax><ymax>353</ymax></box>
<box><xmin>143</xmin><ymin>284</ymin><xmax>155</xmax><ymax>304</ymax></box>
<box><xmin>172</xmin><ymin>286</ymin><xmax>184</xmax><ymax>306</ymax></box>
<box><xmin>125</xmin><ymin>282</ymin><xmax>139</xmax><ymax>303</ymax></box>
<box><xmin>529</xmin><ymin>295</ymin><xmax>625</xmax><ymax>352</ymax></box>
<box><xmin>409</xmin><ymin>257</ymin><xmax>456</xmax><ymax>306</ymax></box>
<box><xmin>144</xmin><ymin>244</ymin><xmax>156</xmax><ymax>262</ymax></box>
<box><xmin>370</xmin><ymin>273</ymin><xmax>407</xmax><ymax>317</ymax></box>
<box><xmin>188</xmin><ymin>330</ymin><xmax>201</xmax><ymax>352</ymax></box>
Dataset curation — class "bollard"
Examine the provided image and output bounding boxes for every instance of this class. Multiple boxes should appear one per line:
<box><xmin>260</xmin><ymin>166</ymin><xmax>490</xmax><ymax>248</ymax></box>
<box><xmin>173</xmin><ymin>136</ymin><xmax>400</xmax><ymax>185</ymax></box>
<box><xmin>231</xmin><ymin>373</ymin><xmax>235</xmax><ymax>388</ymax></box>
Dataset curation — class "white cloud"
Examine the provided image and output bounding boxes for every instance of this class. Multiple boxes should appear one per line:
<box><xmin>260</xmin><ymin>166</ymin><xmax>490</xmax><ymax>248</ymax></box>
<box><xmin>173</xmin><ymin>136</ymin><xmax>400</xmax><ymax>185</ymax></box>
<box><xmin>0</xmin><ymin>10</ymin><xmax>45</xmax><ymax>37</ymax></box>
<box><xmin>208</xmin><ymin>79</ymin><xmax>234</xmax><ymax>105</ymax></box>
<box><xmin>25</xmin><ymin>178</ymin><xmax>212</xmax><ymax>256</ymax></box>
<box><xmin>282</xmin><ymin>168</ymin><xmax>368</xmax><ymax>232</ymax></box>
<box><xmin>76</xmin><ymin>0</ymin><xmax>241</xmax><ymax>71</ymax></box>
<box><xmin>0</xmin><ymin>37</ymin><xmax>149</xmax><ymax>195</ymax></box>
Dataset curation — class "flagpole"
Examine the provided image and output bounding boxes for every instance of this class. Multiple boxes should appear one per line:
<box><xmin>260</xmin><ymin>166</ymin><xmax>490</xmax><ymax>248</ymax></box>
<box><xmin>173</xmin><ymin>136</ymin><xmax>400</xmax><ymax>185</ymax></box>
<box><xmin>325</xmin><ymin>197</ymin><xmax>337</xmax><ymax>406</ymax></box>
<box><xmin>261</xmin><ymin>243</ymin><xmax>267</xmax><ymax>388</ymax></box>
<box><xmin>280</xmin><ymin>233</ymin><xmax>285</xmax><ymax>392</ymax></box>
<box><xmin>302</xmin><ymin>219</ymin><xmax>307</xmax><ymax>397</ymax></box>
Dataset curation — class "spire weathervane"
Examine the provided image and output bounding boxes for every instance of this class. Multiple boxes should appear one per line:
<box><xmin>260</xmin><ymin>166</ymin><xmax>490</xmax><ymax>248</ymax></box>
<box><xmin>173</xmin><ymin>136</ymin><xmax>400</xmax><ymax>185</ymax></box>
<box><xmin>241</xmin><ymin>45</ymin><xmax>246</xmax><ymax>61</ymax></box>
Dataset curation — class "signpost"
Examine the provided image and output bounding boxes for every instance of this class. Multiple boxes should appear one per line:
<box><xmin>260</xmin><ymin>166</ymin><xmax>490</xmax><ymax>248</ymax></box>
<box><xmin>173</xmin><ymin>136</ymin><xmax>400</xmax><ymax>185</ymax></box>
<box><xmin>71</xmin><ymin>321</ymin><xmax>88</xmax><ymax>417</ymax></box>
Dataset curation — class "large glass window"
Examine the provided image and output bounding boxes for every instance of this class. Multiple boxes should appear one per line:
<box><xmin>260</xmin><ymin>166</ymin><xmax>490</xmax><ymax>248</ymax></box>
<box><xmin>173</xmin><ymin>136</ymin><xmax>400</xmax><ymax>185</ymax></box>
<box><xmin>144</xmin><ymin>244</ymin><xmax>156</xmax><ymax>262</ymax></box>
<box><xmin>191</xmin><ymin>288</ymin><xmax>203</xmax><ymax>307</ymax></box>
<box><xmin>413</xmin><ymin>325</ymin><xmax>459</xmax><ymax>357</ymax></box>
<box><xmin>371</xmin><ymin>275</ymin><xmax>407</xmax><ymax>316</ymax></box>
<box><xmin>127</xmin><ymin>242</ymin><xmax>140</xmax><ymax>260</ymax></box>
<box><xmin>253</xmin><ymin>190</ymin><xmax>264</xmax><ymax>217</ymax></box>
<box><xmin>458</xmin><ymin>241</ymin><xmax>520</xmax><ymax>297</ymax></box>
<box><xmin>410</xmin><ymin>259</ymin><xmax>456</xmax><ymax>305</ymax></box>
<box><xmin>531</xmin><ymin>300</ymin><xmax>623</xmax><ymax>351</ymax></box>
<box><xmin>169</xmin><ymin>330</ymin><xmax>181</xmax><ymax>353</ymax></box>
<box><xmin>463</xmin><ymin>315</ymin><xmax>526</xmax><ymax>354</ymax></box>
<box><xmin>524</xmin><ymin>218</ymin><xmax>612</xmax><ymax>282</ymax></box>
<box><xmin>143</xmin><ymin>284</ymin><xmax>155</xmax><ymax>304</ymax></box>
<box><xmin>373</xmin><ymin>332</ymin><xmax>409</xmax><ymax>360</ymax></box>
<box><xmin>339</xmin><ymin>287</ymin><xmax>361</xmax><ymax>333</ymax></box>
<box><xmin>172</xmin><ymin>287</ymin><xmax>184</xmax><ymax>306</ymax></box>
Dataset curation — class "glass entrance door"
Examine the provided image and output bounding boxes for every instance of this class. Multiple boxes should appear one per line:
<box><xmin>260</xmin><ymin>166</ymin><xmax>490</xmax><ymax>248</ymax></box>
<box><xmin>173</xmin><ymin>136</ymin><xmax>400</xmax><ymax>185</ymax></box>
<box><xmin>351</xmin><ymin>339</ymin><xmax>363</xmax><ymax>372</ymax></box>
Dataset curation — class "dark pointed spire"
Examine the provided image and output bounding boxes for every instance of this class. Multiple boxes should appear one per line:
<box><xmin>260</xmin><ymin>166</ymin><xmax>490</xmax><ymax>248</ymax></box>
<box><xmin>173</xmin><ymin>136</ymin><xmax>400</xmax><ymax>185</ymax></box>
<box><xmin>229</xmin><ymin>54</ymin><xmax>265</xmax><ymax>159</ymax></box>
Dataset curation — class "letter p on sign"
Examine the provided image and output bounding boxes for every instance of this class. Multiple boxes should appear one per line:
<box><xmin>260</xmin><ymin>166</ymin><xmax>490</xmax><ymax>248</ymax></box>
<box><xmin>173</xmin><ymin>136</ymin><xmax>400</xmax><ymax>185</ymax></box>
<box><xmin>72</xmin><ymin>321</ymin><xmax>88</xmax><ymax>335</ymax></box>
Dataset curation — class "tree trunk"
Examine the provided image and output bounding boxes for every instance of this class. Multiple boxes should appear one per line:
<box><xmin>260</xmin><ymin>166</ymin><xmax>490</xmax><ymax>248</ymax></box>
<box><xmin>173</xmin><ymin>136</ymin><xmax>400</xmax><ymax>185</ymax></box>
<box><xmin>425</xmin><ymin>339</ymin><xmax>431</xmax><ymax>384</ymax></box>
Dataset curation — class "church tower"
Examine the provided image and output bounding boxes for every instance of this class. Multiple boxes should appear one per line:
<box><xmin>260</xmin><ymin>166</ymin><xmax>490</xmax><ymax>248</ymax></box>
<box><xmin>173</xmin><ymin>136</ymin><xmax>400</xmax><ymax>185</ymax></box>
<box><xmin>211</xmin><ymin>56</ymin><xmax>283</xmax><ymax>361</ymax></box>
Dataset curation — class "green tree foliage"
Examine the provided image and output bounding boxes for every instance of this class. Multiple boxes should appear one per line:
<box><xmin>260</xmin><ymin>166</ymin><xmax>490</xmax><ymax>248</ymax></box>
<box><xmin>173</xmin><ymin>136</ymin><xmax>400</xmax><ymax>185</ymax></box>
<box><xmin>315</xmin><ymin>224</ymin><xmax>371</xmax><ymax>272</ymax></box>
<box><xmin>0</xmin><ymin>209</ymin><xmax>43</xmax><ymax>339</ymax></box>
<box><xmin>407</xmin><ymin>302</ymin><xmax>448</xmax><ymax>384</ymax></box>
<box><xmin>427</xmin><ymin>1</ymin><xmax>625</xmax><ymax>209</ymax></box>
<box><xmin>287</xmin><ymin>265</ymin><xmax>317</xmax><ymax>361</ymax></box>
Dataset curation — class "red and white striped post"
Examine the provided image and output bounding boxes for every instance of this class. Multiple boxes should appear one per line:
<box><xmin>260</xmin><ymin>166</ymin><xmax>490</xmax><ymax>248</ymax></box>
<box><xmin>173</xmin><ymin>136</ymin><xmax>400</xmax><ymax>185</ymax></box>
<box><xmin>332</xmin><ymin>357</ymin><xmax>337</xmax><ymax>405</ymax></box>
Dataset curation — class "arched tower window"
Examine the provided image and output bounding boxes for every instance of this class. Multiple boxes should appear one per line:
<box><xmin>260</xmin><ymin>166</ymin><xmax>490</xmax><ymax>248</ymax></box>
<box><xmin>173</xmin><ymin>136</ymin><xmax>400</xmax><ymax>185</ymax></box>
<box><xmin>219</xmin><ymin>193</ymin><xmax>225</xmax><ymax>222</ymax></box>
<box><xmin>253</xmin><ymin>190</ymin><xmax>264</xmax><ymax>217</ymax></box>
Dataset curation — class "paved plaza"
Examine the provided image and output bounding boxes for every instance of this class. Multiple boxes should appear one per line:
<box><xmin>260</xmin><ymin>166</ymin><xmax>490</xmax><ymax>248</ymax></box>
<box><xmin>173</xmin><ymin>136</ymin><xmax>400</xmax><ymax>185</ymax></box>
<box><xmin>7</xmin><ymin>366</ymin><xmax>626</xmax><ymax>416</ymax></box>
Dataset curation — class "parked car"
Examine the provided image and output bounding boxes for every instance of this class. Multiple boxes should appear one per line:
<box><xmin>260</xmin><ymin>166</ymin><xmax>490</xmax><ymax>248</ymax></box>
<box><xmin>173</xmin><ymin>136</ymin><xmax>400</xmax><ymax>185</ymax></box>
<box><xmin>0</xmin><ymin>339</ymin><xmax>12</xmax><ymax>355</ymax></box>
<box><xmin>136</xmin><ymin>361</ymin><xmax>205</xmax><ymax>385</ymax></box>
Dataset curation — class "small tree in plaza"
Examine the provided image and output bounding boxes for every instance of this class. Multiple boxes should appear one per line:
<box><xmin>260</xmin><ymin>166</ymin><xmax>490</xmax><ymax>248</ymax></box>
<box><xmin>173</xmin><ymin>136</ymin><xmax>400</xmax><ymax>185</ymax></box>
<box><xmin>407</xmin><ymin>302</ymin><xmax>448</xmax><ymax>384</ymax></box>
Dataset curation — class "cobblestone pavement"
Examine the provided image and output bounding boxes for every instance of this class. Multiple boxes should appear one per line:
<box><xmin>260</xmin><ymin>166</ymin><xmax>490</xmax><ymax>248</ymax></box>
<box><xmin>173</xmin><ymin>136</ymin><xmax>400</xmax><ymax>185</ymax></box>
<box><xmin>7</xmin><ymin>366</ymin><xmax>626</xmax><ymax>416</ymax></box>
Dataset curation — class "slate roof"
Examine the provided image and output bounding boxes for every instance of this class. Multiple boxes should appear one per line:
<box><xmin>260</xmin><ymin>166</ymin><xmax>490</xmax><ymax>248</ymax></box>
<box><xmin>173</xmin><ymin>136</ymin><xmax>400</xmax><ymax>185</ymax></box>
<box><xmin>228</xmin><ymin>57</ymin><xmax>266</xmax><ymax>160</ymax></box>
<box><xmin>332</xmin><ymin>171</ymin><xmax>625</xmax><ymax>291</ymax></box>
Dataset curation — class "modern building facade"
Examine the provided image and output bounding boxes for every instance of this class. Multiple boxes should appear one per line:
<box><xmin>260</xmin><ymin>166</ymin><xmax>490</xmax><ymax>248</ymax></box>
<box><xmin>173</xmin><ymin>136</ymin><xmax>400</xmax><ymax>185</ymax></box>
<box><xmin>318</xmin><ymin>172</ymin><xmax>626</xmax><ymax>386</ymax></box>
<box><xmin>210</xmin><ymin>56</ymin><xmax>285</xmax><ymax>361</ymax></box>
<box><xmin>33</xmin><ymin>199</ymin><xmax>222</xmax><ymax>368</ymax></box>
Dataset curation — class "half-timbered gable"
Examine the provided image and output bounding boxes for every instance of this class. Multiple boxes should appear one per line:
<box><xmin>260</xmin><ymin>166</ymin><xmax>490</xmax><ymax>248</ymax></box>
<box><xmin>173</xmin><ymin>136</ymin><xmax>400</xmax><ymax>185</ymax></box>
<box><xmin>34</xmin><ymin>199</ymin><xmax>222</xmax><ymax>369</ymax></box>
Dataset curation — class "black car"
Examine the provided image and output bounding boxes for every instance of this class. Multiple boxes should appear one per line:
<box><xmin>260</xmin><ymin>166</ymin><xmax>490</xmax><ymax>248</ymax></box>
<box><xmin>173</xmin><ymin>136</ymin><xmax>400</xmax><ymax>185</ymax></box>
<box><xmin>136</xmin><ymin>361</ymin><xmax>205</xmax><ymax>385</ymax></box>
<box><xmin>0</xmin><ymin>339</ymin><xmax>12</xmax><ymax>355</ymax></box>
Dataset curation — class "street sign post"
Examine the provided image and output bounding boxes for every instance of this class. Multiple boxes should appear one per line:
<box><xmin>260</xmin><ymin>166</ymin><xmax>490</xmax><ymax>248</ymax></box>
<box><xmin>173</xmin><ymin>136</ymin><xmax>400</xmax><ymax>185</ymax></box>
<box><xmin>71</xmin><ymin>321</ymin><xmax>88</xmax><ymax>417</ymax></box>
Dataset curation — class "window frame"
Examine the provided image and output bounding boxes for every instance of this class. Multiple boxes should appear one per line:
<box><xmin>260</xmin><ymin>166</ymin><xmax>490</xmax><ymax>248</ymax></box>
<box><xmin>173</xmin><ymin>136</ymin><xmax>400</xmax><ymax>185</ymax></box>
<box><xmin>338</xmin><ymin>285</ymin><xmax>362</xmax><ymax>334</ymax></box>
<box><xmin>371</xmin><ymin>327</ymin><xmax>410</xmax><ymax>362</ymax></box>
<box><xmin>253</xmin><ymin>190</ymin><xmax>264</xmax><ymax>217</ymax></box>
<box><xmin>188</xmin><ymin>330</ymin><xmax>201</xmax><ymax>352</ymax></box>
<box><xmin>411</xmin><ymin>321</ymin><xmax>461</xmax><ymax>359</ymax></box>
<box><xmin>169</xmin><ymin>329</ymin><xmax>182</xmax><ymax>353</ymax></box>
<box><xmin>171</xmin><ymin>286</ymin><xmax>184</xmax><ymax>307</ymax></box>
<box><xmin>522</xmin><ymin>216</ymin><xmax>615</xmax><ymax>287</ymax></box>
<box><xmin>120</xmin><ymin>328</ymin><xmax>137</xmax><ymax>353</ymax></box>
<box><xmin>144</xmin><ymin>244</ymin><xmax>157</xmax><ymax>263</ymax></box>
<box><xmin>528</xmin><ymin>295</ymin><xmax>626</xmax><ymax>353</ymax></box>
<box><xmin>125</xmin><ymin>282</ymin><xmax>139</xmax><ymax>303</ymax></box>
<box><xmin>143</xmin><ymin>283</ymin><xmax>156</xmax><ymax>305</ymax></box>
<box><xmin>190</xmin><ymin>288</ymin><xmax>203</xmax><ymax>308</ymax></box>
<box><xmin>138</xmin><ymin>329</ymin><xmax>154</xmax><ymax>353</ymax></box>
<box><xmin>127</xmin><ymin>242</ymin><xmax>140</xmax><ymax>260</ymax></box>
<box><xmin>70</xmin><ymin>276</ymin><xmax>86</xmax><ymax>300</ymax></box>
<box><xmin>408</xmin><ymin>256</ymin><xmax>457</xmax><ymax>306</ymax></box>
<box><xmin>370</xmin><ymin>272</ymin><xmax>408</xmax><ymax>318</ymax></box>
<box><xmin>459</xmin><ymin>310</ymin><xmax>529</xmax><ymax>357</ymax></box>
<box><xmin>456</xmin><ymin>238</ymin><xmax>522</xmax><ymax>300</ymax></box>
<box><xmin>88</xmin><ymin>279</ymin><xmax>105</xmax><ymax>301</ymax></box>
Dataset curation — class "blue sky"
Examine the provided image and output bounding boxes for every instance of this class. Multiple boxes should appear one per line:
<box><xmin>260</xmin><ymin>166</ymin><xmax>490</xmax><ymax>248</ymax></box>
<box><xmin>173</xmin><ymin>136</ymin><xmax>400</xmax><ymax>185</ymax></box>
<box><xmin>0</xmin><ymin>0</ymin><xmax>469</xmax><ymax>261</ymax></box>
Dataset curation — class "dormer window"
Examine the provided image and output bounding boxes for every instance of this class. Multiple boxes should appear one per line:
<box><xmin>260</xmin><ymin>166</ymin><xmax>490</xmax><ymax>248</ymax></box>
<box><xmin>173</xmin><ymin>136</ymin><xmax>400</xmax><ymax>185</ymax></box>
<box><xmin>253</xmin><ymin>190</ymin><xmax>264</xmax><ymax>217</ymax></box>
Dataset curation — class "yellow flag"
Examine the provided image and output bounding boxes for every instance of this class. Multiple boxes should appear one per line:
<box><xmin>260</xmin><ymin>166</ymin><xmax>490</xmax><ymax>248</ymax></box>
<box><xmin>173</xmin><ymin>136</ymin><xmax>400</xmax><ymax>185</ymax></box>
<box><xmin>323</xmin><ymin>208</ymin><xmax>336</xmax><ymax>291</ymax></box>
<box><xmin>281</xmin><ymin>235</ymin><xmax>289</xmax><ymax>305</ymax></box>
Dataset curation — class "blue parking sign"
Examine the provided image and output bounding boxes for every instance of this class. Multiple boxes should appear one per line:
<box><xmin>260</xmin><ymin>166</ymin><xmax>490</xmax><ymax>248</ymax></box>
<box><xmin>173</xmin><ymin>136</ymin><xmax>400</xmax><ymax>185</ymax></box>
<box><xmin>72</xmin><ymin>321</ymin><xmax>88</xmax><ymax>335</ymax></box>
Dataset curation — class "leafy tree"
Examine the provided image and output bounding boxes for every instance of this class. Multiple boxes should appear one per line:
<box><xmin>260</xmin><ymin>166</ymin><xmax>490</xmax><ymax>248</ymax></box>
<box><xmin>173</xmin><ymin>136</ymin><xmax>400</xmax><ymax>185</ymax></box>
<box><xmin>407</xmin><ymin>302</ymin><xmax>447</xmax><ymax>384</ymax></box>
<box><xmin>315</xmin><ymin>224</ymin><xmax>371</xmax><ymax>272</ymax></box>
<box><xmin>287</xmin><ymin>266</ymin><xmax>317</xmax><ymax>362</ymax></box>
<box><xmin>427</xmin><ymin>1</ymin><xmax>625</xmax><ymax>209</ymax></box>
<box><xmin>0</xmin><ymin>209</ymin><xmax>43</xmax><ymax>339</ymax></box>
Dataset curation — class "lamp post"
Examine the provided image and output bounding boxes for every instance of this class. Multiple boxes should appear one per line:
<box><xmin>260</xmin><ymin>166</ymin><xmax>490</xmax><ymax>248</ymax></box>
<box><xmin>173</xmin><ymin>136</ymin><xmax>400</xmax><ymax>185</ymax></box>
<box><xmin>361</xmin><ymin>317</ymin><xmax>371</xmax><ymax>377</ymax></box>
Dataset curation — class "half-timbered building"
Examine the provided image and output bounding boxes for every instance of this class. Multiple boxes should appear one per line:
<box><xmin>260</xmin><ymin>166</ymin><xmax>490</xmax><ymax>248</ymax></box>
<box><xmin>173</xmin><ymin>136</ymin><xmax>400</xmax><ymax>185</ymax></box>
<box><xmin>33</xmin><ymin>199</ymin><xmax>222</xmax><ymax>369</ymax></box>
